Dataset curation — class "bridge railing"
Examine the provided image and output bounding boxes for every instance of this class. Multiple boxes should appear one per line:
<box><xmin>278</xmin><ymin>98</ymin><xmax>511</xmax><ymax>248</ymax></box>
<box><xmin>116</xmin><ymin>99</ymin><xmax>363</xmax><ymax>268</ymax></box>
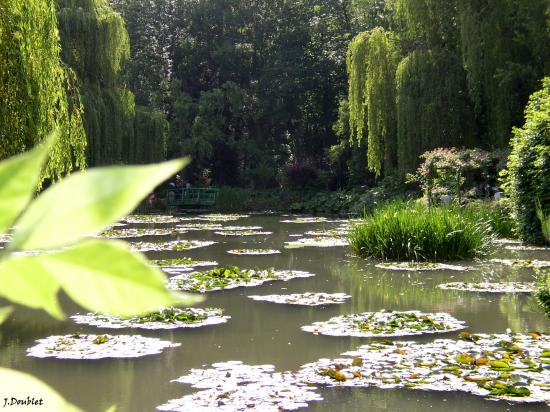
<box><xmin>164</xmin><ymin>187</ymin><xmax>220</xmax><ymax>207</ymax></box>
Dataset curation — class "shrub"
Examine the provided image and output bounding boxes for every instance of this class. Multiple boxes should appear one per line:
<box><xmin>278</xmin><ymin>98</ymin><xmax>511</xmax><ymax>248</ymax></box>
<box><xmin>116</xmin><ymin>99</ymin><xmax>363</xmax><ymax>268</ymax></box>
<box><xmin>502</xmin><ymin>78</ymin><xmax>550</xmax><ymax>245</ymax></box>
<box><xmin>349</xmin><ymin>201</ymin><xmax>494</xmax><ymax>261</ymax></box>
<box><xmin>535</xmin><ymin>268</ymin><xmax>550</xmax><ymax>317</ymax></box>
<box><xmin>408</xmin><ymin>147</ymin><xmax>504</xmax><ymax>202</ymax></box>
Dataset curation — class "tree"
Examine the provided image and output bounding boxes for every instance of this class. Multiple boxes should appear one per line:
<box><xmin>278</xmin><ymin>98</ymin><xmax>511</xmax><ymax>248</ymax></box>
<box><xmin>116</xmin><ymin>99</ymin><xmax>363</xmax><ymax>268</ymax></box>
<box><xmin>0</xmin><ymin>0</ymin><xmax>86</xmax><ymax>181</ymax></box>
<box><xmin>503</xmin><ymin>78</ymin><xmax>550</xmax><ymax>245</ymax></box>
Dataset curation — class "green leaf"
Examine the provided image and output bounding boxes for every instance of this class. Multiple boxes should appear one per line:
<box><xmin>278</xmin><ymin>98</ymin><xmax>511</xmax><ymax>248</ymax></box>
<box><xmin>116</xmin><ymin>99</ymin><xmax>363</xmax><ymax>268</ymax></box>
<box><xmin>0</xmin><ymin>133</ymin><xmax>56</xmax><ymax>233</ymax></box>
<box><xmin>40</xmin><ymin>239</ymin><xmax>202</xmax><ymax>317</ymax></box>
<box><xmin>10</xmin><ymin>158</ymin><xmax>189</xmax><ymax>250</ymax></box>
<box><xmin>0</xmin><ymin>306</ymin><xmax>13</xmax><ymax>325</ymax></box>
<box><xmin>0</xmin><ymin>255</ymin><xmax>64</xmax><ymax>319</ymax></box>
<box><xmin>0</xmin><ymin>368</ymin><xmax>82</xmax><ymax>411</ymax></box>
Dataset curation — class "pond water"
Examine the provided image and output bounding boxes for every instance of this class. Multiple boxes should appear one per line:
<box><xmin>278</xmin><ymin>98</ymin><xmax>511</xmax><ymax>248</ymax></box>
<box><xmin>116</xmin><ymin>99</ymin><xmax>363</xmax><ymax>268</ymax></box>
<box><xmin>1</xmin><ymin>214</ymin><xmax>550</xmax><ymax>411</ymax></box>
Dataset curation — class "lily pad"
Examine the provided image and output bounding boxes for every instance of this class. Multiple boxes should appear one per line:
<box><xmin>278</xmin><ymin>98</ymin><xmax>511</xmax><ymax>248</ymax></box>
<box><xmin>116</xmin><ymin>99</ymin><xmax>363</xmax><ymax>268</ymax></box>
<box><xmin>301</xmin><ymin>311</ymin><xmax>466</xmax><ymax>337</ymax></box>
<box><xmin>167</xmin><ymin>266</ymin><xmax>315</xmax><ymax>293</ymax></box>
<box><xmin>217</xmin><ymin>226</ymin><xmax>263</xmax><ymax>231</ymax></box>
<box><xmin>505</xmin><ymin>245</ymin><xmax>550</xmax><ymax>252</ymax></box>
<box><xmin>176</xmin><ymin>222</ymin><xmax>223</xmax><ymax>231</ymax></box>
<box><xmin>124</xmin><ymin>215</ymin><xmax>181</xmax><ymax>224</ymax></box>
<box><xmin>285</xmin><ymin>237</ymin><xmax>349</xmax><ymax>249</ymax></box>
<box><xmin>27</xmin><ymin>334</ymin><xmax>179</xmax><ymax>359</ymax></box>
<box><xmin>375</xmin><ymin>262</ymin><xmax>471</xmax><ymax>272</ymax></box>
<box><xmin>304</xmin><ymin>229</ymin><xmax>349</xmax><ymax>237</ymax></box>
<box><xmin>71</xmin><ymin>307</ymin><xmax>229</xmax><ymax>330</ymax></box>
<box><xmin>281</xmin><ymin>217</ymin><xmax>344</xmax><ymax>224</ymax></box>
<box><xmin>130</xmin><ymin>240</ymin><xmax>216</xmax><ymax>252</ymax></box>
<box><xmin>190</xmin><ymin>214</ymin><xmax>249</xmax><ymax>222</ymax></box>
<box><xmin>98</xmin><ymin>228</ymin><xmax>178</xmax><ymax>239</ymax></box>
<box><xmin>157</xmin><ymin>361</ymin><xmax>322</xmax><ymax>411</ymax></box>
<box><xmin>227</xmin><ymin>249</ymin><xmax>281</xmax><ymax>255</ymax></box>
<box><xmin>438</xmin><ymin>282</ymin><xmax>536</xmax><ymax>293</ymax></box>
<box><xmin>489</xmin><ymin>259</ymin><xmax>550</xmax><ymax>269</ymax></box>
<box><xmin>214</xmin><ymin>230</ymin><xmax>273</xmax><ymax>237</ymax></box>
<box><xmin>297</xmin><ymin>333</ymin><xmax>550</xmax><ymax>405</ymax></box>
<box><xmin>248</xmin><ymin>292</ymin><xmax>351</xmax><ymax>306</ymax></box>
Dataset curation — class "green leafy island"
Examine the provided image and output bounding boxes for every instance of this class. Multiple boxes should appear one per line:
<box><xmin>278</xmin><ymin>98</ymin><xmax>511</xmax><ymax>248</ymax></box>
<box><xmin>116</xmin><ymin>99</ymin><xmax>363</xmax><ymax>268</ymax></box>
<box><xmin>301</xmin><ymin>311</ymin><xmax>466</xmax><ymax>337</ymax></box>
<box><xmin>130</xmin><ymin>240</ymin><xmax>216</xmax><ymax>252</ymax></box>
<box><xmin>98</xmin><ymin>228</ymin><xmax>177</xmax><ymax>239</ymax></box>
<box><xmin>152</xmin><ymin>258</ymin><xmax>197</xmax><ymax>266</ymax></box>
<box><xmin>157</xmin><ymin>361</ymin><xmax>322</xmax><ymax>411</ymax></box>
<box><xmin>248</xmin><ymin>292</ymin><xmax>351</xmax><ymax>306</ymax></box>
<box><xmin>490</xmin><ymin>259</ymin><xmax>550</xmax><ymax>268</ymax></box>
<box><xmin>350</xmin><ymin>201</ymin><xmax>494</xmax><ymax>262</ymax></box>
<box><xmin>297</xmin><ymin>333</ymin><xmax>550</xmax><ymax>404</ymax></box>
<box><xmin>281</xmin><ymin>217</ymin><xmax>343</xmax><ymax>224</ymax></box>
<box><xmin>227</xmin><ymin>249</ymin><xmax>281</xmax><ymax>255</ymax></box>
<box><xmin>27</xmin><ymin>334</ymin><xmax>180</xmax><ymax>360</ymax></box>
<box><xmin>124</xmin><ymin>215</ymin><xmax>182</xmax><ymax>224</ymax></box>
<box><xmin>176</xmin><ymin>223</ymin><xmax>223</xmax><ymax>231</ymax></box>
<box><xmin>375</xmin><ymin>262</ymin><xmax>471</xmax><ymax>272</ymax></box>
<box><xmin>168</xmin><ymin>266</ymin><xmax>315</xmax><ymax>293</ymax></box>
<box><xmin>214</xmin><ymin>230</ymin><xmax>273</xmax><ymax>237</ymax></box>
<box><xmin>285</xmin><ymin>237</ymin><xmax>349</xmax><ymax>249</ymax></box>
<box><xmin>71</xmin><ymin>307</ymin><xmax>229</xmax><ymax>330</ymax></box>
<box><xmin>438</xmin><ymin>282</ymin><xmax>536</xmax><ymax>294</ymax></box>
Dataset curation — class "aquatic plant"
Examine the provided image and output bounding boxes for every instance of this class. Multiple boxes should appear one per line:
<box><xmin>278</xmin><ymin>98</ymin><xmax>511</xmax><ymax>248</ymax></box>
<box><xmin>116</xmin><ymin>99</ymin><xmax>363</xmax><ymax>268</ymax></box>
<box><xmin>71</xmin><ymin>307</ymin><xmax>229</xmax><ymax>330</ymax></box>
<box><xmin>168</xmin><ymin>267</ymin><xmax>315</xmax><ymax>293</ymax></box>
<box><xmin>438</xmin><ymin>282</ymin><xmax>535</xmax><ymax>294</ymax></box>
<box><xmin>285</xmin><ymin>237</ymin><xmax>349</xmax><ymax>249</ymax></box>
<box><xmin>157</xmin><ymin>361</ymin><xmax>322</xmax><ymax>411</ymax></box>
<box><xmin>130</xmin><ymin>240</ymin><xmax>216</xmax><ymax>252</ymax></box>
<box><xmin>98</xmin><ymin>228</ymin><xmax>176</xmax><ymax>239</ymax></box>
<box><xmin>227</xmin><ymin>249</ymin><xmax>281</xmax><ymax>255</ymax></box>
<box><xmin>248</xmin><ymin>293</ymin><xmax>351</xmax><ymax>306</ymax></box>
<box><xmin>349</xmin><ymin>201</ymin><xmax>494</xmax><ymax>261</ymax></box>
<box><xmin>375</xmin><ymin>262</ymin><xmax>470</xmax><ymax>272</ymax></box>
<box><xmin>298</xmin><ymin>333</ymin><xmax>550</xmax><ymax>404</ymax></box>
<box><xmin>302</xmin><ymin>311</ymin><xmax>466</xmax><ymax>337</ymax></box>
<box><xmin>27</xmin><ymin>334</ymin><xmax>179</xmax><ymax>359</ymax></box>
<box><xmin>124</xmin><ymin>215</ymin><xmax>182</xmax><ymax>224</ymax></box>
<box><xmin>214</xmin><ymin>230</ymin><xmax>273</xmax><ymax>237</ymax></box>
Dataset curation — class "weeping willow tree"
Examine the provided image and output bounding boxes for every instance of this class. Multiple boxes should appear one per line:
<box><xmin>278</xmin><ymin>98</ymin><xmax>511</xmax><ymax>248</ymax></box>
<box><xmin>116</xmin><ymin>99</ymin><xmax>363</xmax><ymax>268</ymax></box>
<box><xmin>458</xmin><ymin>0</ymin><xmax>550</xmax><ymax>147</ymax></box>
<box><xmin>56</xmin><ymin>0</ymin><xmax>166</xmax><ymax>166</ymax></box>
<box><xmin>0</xmin><ymin>0</ymin><xmax>86</xmax><ymax>180</ymax></box>
<box><xmin>347</xmin><ymin>32</ymin><xmax>369</xmax><ymax>144</ymax></box>
<box><xmin>365</xmin><ymin>28</ymin><xmax>399</xmax><ymax>176</ymax></box>
<box><xmin>396</xmin><ymin>50</ymin><xmax>475</xmax><ymax>174</ymax></box>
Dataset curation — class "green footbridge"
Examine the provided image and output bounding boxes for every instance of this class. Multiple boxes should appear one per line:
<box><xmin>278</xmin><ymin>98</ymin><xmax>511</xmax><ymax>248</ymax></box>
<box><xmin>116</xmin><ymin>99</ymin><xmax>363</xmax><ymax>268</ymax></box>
<box><xmin>165</xmin><ymin>188</ymin><xmax>220</xmax><ymax>208</ymax></box>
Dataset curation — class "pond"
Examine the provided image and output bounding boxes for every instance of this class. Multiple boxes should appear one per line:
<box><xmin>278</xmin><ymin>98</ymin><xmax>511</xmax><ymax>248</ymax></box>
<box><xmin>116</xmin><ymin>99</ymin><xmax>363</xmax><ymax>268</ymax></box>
<box><xmin>1</xmin><ymin>214</ymin><xmax>549</xmax><ymax>411</ymax></box>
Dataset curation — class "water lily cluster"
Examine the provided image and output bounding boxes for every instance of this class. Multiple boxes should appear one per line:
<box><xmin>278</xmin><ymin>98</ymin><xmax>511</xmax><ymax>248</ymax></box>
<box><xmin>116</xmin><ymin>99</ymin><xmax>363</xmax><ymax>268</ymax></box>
<box><xmin>301</xmin><ymin>311</ymin><xmax>466</xmax><ymax>337</ymax></box>
<box><xmin>438</xmin><ymin>282</ymin><xmax>535</xmax><ymax>294</ymax></box>
<box><xmin>71</xmin><ymin>307</ymin><xmax>229</xmax><ymax>330</ymax></box>
<box><xmin>248</xmin><ymin>292</ymin><xmax>351</xmax><ymax>306</ymax></box>
<box><xmin>157</xmin><ymin>361</ymin><xmax>322</xmax><ymax>411</ymax></box>
<box><xmin>297</xmin><ymin>333</ymin><xmax>550</xmax><ymax>405</ymax></box>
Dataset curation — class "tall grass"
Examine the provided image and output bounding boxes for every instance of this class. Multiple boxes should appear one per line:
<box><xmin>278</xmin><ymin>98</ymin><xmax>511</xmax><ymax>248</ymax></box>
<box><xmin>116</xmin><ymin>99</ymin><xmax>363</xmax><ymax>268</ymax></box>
<box><xmin>463</xmin><ymin>200</ymin><xmax>516</xmax><ymax>239</ymax></box>
<box><xmin>349</xmin><ymin>201</ymin><xmax>494</xmax><ymax>261</ymax></box>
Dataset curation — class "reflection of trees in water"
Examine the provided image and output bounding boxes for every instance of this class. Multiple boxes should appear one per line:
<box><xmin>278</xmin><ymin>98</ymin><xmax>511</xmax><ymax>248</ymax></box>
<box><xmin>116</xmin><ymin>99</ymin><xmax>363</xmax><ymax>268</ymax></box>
<box><xmin>326</xmin><ymin>259</ymin><xmax>549</xmax><ymax>332</ymax></box>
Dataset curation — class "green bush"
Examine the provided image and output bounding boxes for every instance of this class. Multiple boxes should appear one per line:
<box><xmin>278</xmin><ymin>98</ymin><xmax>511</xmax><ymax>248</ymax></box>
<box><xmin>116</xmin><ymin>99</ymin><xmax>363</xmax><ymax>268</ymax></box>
<box><xmin>463</xmin><ymin>200</ymin><xmax>516</xmax><ymax>239</ymax></box>
<box><xmin>502</xmin><ymin>78</ymin><xmax>550</xmax><ymax>245</ymax></box>
<box><xmin>535</xmin><ymin>268</ymin><xmax>550</xmax><ymax>317</ymax></box>
<box><xmin>349</xmin><ymin>201</ymin><xmax>494</xmax><ymax>261</ymax></box>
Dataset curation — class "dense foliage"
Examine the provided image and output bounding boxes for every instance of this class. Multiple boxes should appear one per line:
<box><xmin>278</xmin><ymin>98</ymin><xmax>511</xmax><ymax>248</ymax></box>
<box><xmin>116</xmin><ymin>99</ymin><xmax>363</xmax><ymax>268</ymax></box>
<box><xmin>503</xmin><ymin>78</ymin><xmax>550</xmax><ymax>245</ymax></box>
<box><xmin>345</xmin><ymin>0</ymin><xmax>550</xmax><ymax>178</ymax></box>
<box><xmin>407</xmin><ymin>148</ymin><xmax>505</xmax><ymax>202</ymax></box>
<box><xmin>56</xmin><ymin>0</ymin><xmax>166</xmax><ymax>166</ymax></box>
<box><xmin>0</xmin><ymin>0</ymin><xmax>86</xmax><ymax>181</ymax></box>
<box><xmin>349</xmin><ymin>201</ymin><xmax>494</xmax><ymax>261</ymax></box>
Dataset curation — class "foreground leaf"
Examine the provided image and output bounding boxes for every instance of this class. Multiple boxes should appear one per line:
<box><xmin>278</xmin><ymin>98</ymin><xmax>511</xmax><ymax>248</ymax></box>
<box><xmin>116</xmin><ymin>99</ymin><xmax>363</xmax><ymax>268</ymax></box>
<box><xmin>41</xmin><ymin>240</ymin><xmax>202</xmax><ymax>316</ymax></box>
<box><xmin>0</xmin><ymin>256</ymin><xmax>64</xmax><ymax>319</ymax></box>
<box><xmin>0</xmin><ymin>306</ymin><xmax>13</xmax><ymax>325</ymax></box>
<box><xmin>0</xmin><ymin>133</ymin><xmax>55</xmax><ymax>233</ymax></box>
<box><xmin>0</xmin><ymin>368</ymin><xmax>81</xmax><ymax>411</ymax></box>
<box><xmin>10</xmin><ymin>158</ymin><xmax>189</xmax><ymax>250</ymax></box>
